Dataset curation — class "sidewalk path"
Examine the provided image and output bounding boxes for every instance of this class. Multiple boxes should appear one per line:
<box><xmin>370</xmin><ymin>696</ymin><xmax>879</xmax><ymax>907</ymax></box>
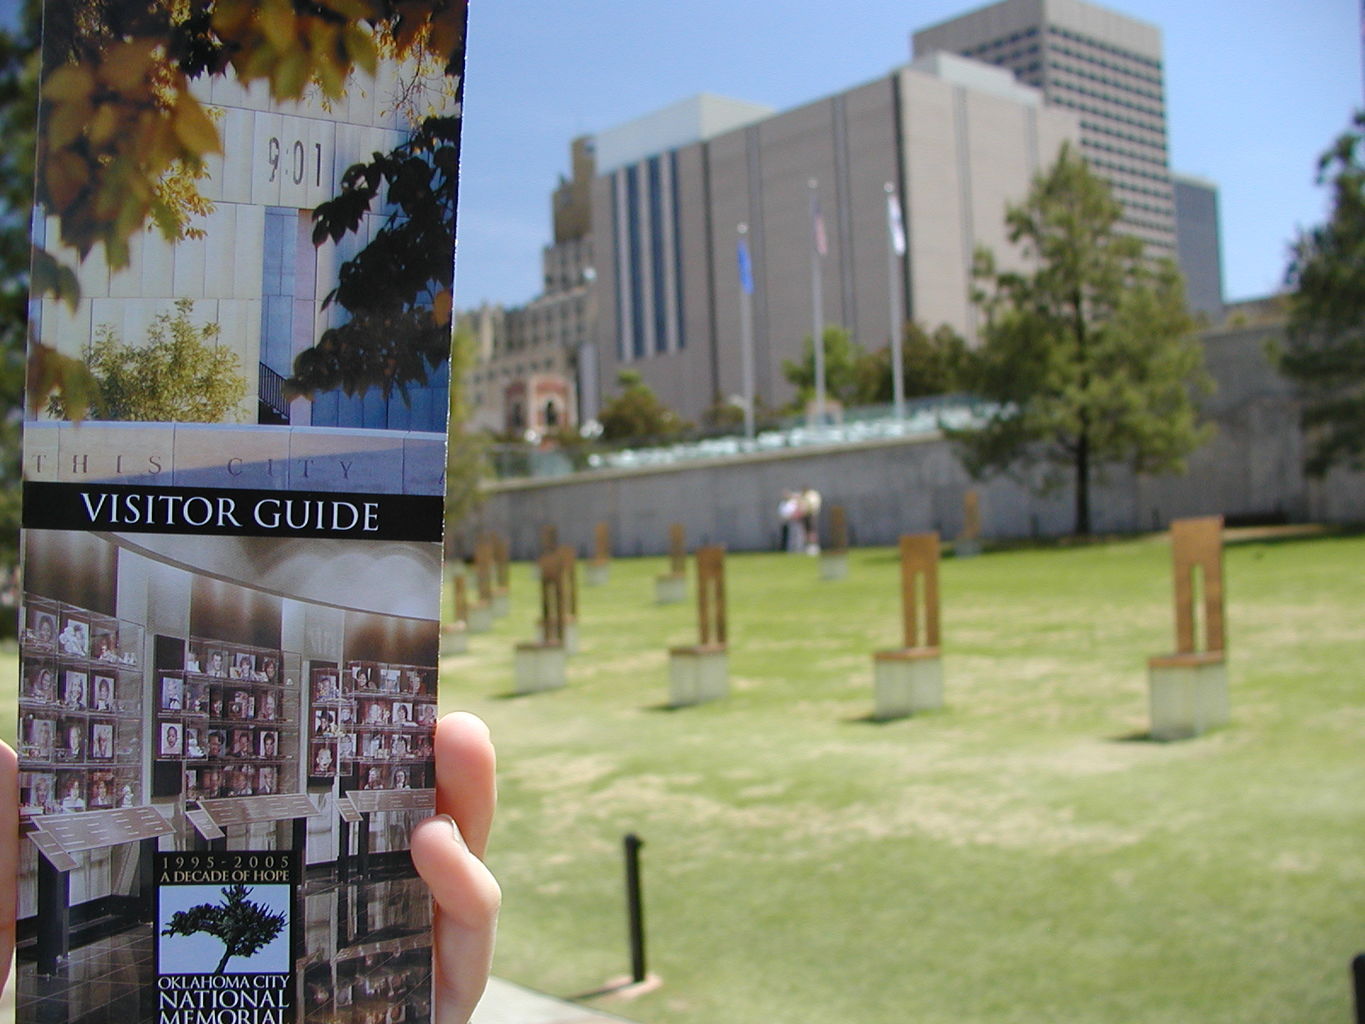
<box><xmin>470</xmin><ymin>977</ymin><xmax>642</xmax><ymax>1024</ymax></box>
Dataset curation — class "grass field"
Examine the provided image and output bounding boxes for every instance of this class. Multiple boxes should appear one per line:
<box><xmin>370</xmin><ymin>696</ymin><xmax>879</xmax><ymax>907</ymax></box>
<box><xmin>1</xmin><ymin>532</ymin><xmax>1360</xmax><ymax>1022</ymax></box>
<box><xmin>440</xmin><ymin>532</ymin><xmax>1364</xmax><ymax>1024</ymax></box>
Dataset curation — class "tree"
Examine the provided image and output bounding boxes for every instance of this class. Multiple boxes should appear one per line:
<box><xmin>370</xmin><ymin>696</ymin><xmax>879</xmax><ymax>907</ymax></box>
<box><xmin>47</xmin><ymin>298</ymin><xmax>248</xmax><ymax>422</ymax></box>
<box><xmin>1281</xmin><ymin>109</ymin><xmax>1365</xmax><ymax>475</ymax></box>
<box><xmin>445</xmin><ymin>327</ymin><xmax>486</xmax><ymax>532</ymax></box>
<box><xmin>0</xmin><ymin>1</ymin><xmax>41</xmax><ymax>581</ymax></box>
<box><xmin>598</xmin><ymin>370</ymin><xmax>689</xmax><ymax>443</ymax></box>
<box><xmin>290</xmin><ymin>113</ymin><xmax>462</xmax><ymax>405</ymax></box>
<box><xmin>700</xmin><ymin>392</ymin><xmax>779</xmax><ymax>434</ymax></box>
<box><xmin>161</xmin><ymin>884</ymin><xmax>287</xmax><ymax>975</ymax></box>
<box><xmin>856</xmin><ymin>323</ymin><xmax>970</xmax><ymax>404</ymax></box>
<box><xmin>953</xmin><ymin>144</ymin><xmax>1211</xmax><ymax>534</ymax></box>
<box><xmin>781</xmin><ymin>326</ymin><xmax>868</xmax><ymax>410</ymax></box>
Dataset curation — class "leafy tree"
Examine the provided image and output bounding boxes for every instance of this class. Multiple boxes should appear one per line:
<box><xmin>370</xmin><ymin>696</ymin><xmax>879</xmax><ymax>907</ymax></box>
<box><xmin>700</xmin><ymin>393</ymin><xmax>779</xmax><ymax>434</ymax></box>
<box><xmin>161</xmin><ymin>884</ymin><xmax>287</xmax><ymax>975</ymax></box>
<box><xmin>783</xmin><ymin>323</ymin><xmax>970</xmax><ymax>412</ymax></box>
<box><xmin>1281</xmin><ymin>109</ymin><xmax>1365</xmax><ymax>475</ymax></box>
<box><xmin>289</xmin><ymin>113</ymin><xmax>461</xmax><ymax>404</ymax></box>
<box><xmin>48</xmin><ymin>298</ymin><xmax>247</xmax><ymax>423</ymax></box>
<box><xmin>781</xmin><ymin>326</ymin><xmax>868</xmax><ymax>409</ymax></box>
<box><xmin>445</xmin><ymin>327</ymin><xmax>486</xmax><ymax>531</ymax></box>
<box><xmin>953</xmin><ymin>144</ymin><xmax>1211</xmax><ymax>535</ymax></box>
<box><xmin>0</xmin><ymin>1</ymin><xmax>41</xmax><ymax>579</ymax></box>
<box><xmin>856</xmin><ymin>323</ymin><xmax>971</xmax><ymax>404</ymax></box>
<box><xmin>598</xmin><ymin>370</ymin><xmax>690</xmax><ymax>443</ymax></box>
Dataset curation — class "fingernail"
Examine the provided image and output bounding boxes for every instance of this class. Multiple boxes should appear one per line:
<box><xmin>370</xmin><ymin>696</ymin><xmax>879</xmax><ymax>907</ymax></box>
<box><xmin>435</xmin><ymin>813</ymin><xmax>467</xmax><ymax>850</ymax></box>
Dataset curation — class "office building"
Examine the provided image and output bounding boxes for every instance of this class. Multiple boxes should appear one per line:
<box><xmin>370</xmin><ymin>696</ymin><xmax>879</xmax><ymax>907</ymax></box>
<box><xmin>913</xmin><ymin>0</ymin><xmax>1176</xmax><ymax>259</ymax></box>
<box><xmin>588</xmin><ymin>57</ymin><xmax>1079</xmax><ymax>421</ymax></box>
<box><xmin>1172</xmin><ymin>173</ymin><xmax>1225</xmax><ymax>323</ymax></box>
<box><xmin>459</xmin><ymin>138</ymin><xmax>596</xmax><ymax>434</ymax></box>
<box><xmin>459</xmin><ymin>278</ymin><xmax>588</xmax><ymax>437</ymax></box>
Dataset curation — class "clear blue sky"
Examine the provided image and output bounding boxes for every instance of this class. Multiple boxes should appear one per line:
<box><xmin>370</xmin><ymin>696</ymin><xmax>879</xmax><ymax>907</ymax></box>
<box><xmin>456</xmin><ymin>0</ymin><xmax>1361</xmax><ymax>309</ymax></box>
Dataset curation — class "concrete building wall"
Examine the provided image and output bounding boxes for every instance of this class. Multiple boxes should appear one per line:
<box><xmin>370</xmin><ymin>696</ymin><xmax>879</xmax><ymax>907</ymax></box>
<box><xmin>705</xmin><ymin>127</ymin><xmax>760</xmax><ymax>412</ymax></box>
<box><xmin>674</xmin><ymin>141</ymin><xmax>718</xmax><ymax>418</ymax></box>
<box><xmin>595</xmin><ymin>94</ymin><xmax>774</xmax><ymax>175</ymax></box>
<box><xmin>480</xmin><ymin>322</ymin><xmax>1365</xmax><ymax>557</ymax></box>
<box><xmin>752</xmin><ymin>94</ymin><xmax>851</xmax><ymax>383</ymax></box>
<box><xmin>902</xmin><ymin>71</ymin><xmax>973</xmax><ymax>335</ymax></box>
<box><xmin>592</xmin><ymin>63</ymin><xmax>1081</xmax><ymax>425</ymax></box>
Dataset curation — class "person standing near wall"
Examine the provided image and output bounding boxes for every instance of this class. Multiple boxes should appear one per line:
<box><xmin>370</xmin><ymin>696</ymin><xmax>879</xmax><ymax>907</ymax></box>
<box><xmin>800</xmin><ymin>485</ymin><xmax>823</xmax><ymax>555</ymax></box>
<box><xmin>779</xmin><ymin>490</ymin><xmax>804</xmax><ymax>552</ymax></box>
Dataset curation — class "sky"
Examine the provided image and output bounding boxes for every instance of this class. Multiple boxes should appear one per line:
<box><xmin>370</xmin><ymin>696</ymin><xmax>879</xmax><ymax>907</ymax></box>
<box><xmin>454</xmin><ymin>0</ymin><xmax>1362</xmax><ymax>309</ymax></box>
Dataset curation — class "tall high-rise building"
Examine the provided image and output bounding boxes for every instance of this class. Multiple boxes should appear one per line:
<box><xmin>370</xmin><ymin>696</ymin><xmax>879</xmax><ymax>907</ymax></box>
<box><xmin>1171</xmin><ymin>173</ymin><xmax>1225</xmax><ymax>323</ymax></box>
<box><xmin>913</xmin><ymin>0</ymin><xmax>1176</xmax><ymax>259</ymax></box>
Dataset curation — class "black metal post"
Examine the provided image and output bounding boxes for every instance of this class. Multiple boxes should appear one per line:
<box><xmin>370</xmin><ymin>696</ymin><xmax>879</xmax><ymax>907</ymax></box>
<box><xmin>357</xmin><ymin>811</ymin><xmax>371</xmax><ymax>876</ymax></box>
<box><xmin>291</xmin><ymin>817</ymin><xmax>308</xmax><ymax>963</ymax></box>
<box><xmin>1353</xmin><ymin>953</ymin><xmax>1365</xmax><ymax>1024</ymax></box>
<box><xmin>623</xmin><ymin>833</ymin><xmax>646</xmax><ymax>984</ymax></box>
<box><xmin>338</xmin><ymin>815</ymin><xmax>351</xmax><ymax>881</ymax></box>
<box><xmin>36</xmin><ymin>856</ymin><xmax>70</xmax><ymax>974</ymax></box>
<box><xmin>138</xmin><ymin>838</ymin><xmax>157</xmax><ymax>921</ymax></box>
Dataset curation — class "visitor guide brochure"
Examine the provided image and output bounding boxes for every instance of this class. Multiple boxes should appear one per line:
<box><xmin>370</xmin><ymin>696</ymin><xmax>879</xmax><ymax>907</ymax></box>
<box><xmin>17</xmin><ymin>4</ymin><xmax>467</xmax><ymax>1022</ymax></box>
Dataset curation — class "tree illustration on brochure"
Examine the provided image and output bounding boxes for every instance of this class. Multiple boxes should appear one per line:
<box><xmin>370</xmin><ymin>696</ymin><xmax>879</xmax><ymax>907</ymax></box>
<box><xmin>161</xmin><ymin>885</ymin><xmax>287</xmax><ymax>975</ymax></box>
<box><xmin>287</xmin><ymin>111</ymin><xmax>462</xmax><ymax>405</ymax></box>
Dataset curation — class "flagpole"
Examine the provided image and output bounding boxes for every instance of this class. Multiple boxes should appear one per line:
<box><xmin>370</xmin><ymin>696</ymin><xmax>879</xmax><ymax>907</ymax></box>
<box><xmin>809</xmin><ymin>178</ymin><xmax>826</xmax><ymax>426</ymax></box>
<box><xmin>737</xmin><ymin>222</ymin><xmax>755</xmax><ymax>441</ymax></box>
<box><xmin>886</xmin><ymin>182</ymin><xmax>906</xmax><ymax>425</ymax></box>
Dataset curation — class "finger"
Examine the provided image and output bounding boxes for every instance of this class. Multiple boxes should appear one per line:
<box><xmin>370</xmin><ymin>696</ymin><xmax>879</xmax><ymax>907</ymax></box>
<box><xmin>411</xmin><ymin>813</ymin><xmax>500</xmax><ymax>1024</ymax></box>
<box><xmin>0</xmin><ymin>741</ymin><xmax>17</xmax><ymax>989</ymax></box>
<box><xmin>432</xmin><ymin>712</ymin><xmax>495</xmax><ymax>859</ymax></box>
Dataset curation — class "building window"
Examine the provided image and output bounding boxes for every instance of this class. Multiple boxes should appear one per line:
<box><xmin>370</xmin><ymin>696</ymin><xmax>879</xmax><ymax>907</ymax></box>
<box><xmin>648</xmin><ymin>157</ymin><xmax>668</xmax><ymax>354</ymax></box>
<box><xmin>626</xmin><ymin>165</ymin><xmax>645</xmax><ymax>360</ymax></box>
<box><xmin>670</xmin><ymin>150</ymin><xmax>686</xmax><ymax>351</ymax></box>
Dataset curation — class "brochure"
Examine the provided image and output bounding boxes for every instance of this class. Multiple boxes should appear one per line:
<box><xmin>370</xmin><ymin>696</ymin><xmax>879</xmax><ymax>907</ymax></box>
<box><xmin>16</xmin><ymin>5</ymin><xmax>467</xmax><ymax>1023</ymax></box>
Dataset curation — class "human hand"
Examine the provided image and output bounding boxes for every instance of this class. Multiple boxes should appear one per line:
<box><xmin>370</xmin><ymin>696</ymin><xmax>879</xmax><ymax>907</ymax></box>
<box><xmin>410</xmin><ymin>712</ymin><xmax>501</xmax><ymax>1024</ymax></box>
<box><xmin>0</xmin><ymin>740</ymin><xmax>16</xmax><ymax>990</ymax></box>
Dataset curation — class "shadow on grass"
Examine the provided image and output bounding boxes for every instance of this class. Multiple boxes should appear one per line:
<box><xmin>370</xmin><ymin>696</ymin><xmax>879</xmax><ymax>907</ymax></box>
<box><xmin>1111</xmin><ymin>728</ymin><xmax>1230</xmax><ymax>744</ymax></box>
<box><xmin>1111</xmin><ymin>729</ymin><xmax>1159</xmax><ymax>743</ymax></box>
<box><xmin>844</xmin><ymin>708</ymin><xmax>956</xmax><ymax>725</ymax></box>
<box><xmin>844</xmin><ymin>711</ymin><xmax>912</xmax><ymax>726</ymax></box>
<box><xmin>489</xmin><ymin>689</ymin><xmax>553</xmax><ymax>701</ymax></box>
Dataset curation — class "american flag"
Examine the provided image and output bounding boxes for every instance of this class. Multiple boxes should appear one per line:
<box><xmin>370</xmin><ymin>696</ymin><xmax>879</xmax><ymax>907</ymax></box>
<box><xmin>811</xmin><ymin>192</ymin><xmax>828</xmax><ymax>258</ymax></box>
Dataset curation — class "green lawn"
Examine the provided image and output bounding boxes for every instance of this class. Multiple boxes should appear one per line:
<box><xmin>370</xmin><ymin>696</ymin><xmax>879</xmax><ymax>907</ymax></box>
<box><xmin>2</xmin><ymin>533</ymin><xmax>1358</xmax><ymax>1022</ymax></box>
<box><xmin>441</xmin><ymin>533</ymin><xmax>1364</xmax><ymax>1024</ymax></box>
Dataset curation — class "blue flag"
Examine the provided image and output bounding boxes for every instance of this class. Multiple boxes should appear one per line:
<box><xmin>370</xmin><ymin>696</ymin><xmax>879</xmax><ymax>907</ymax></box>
<box><xmin>737</xmin><ymin>236</ymin><xmax>754</xmax><ymax>295</ymax></box>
